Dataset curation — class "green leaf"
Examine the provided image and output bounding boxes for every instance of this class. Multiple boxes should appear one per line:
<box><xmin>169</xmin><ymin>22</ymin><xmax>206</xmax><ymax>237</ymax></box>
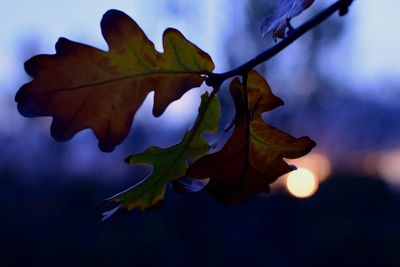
<box><xmin>103</xmin><ymin>92</ymin><xmax>220</xmax><ymax>218</ymax></box>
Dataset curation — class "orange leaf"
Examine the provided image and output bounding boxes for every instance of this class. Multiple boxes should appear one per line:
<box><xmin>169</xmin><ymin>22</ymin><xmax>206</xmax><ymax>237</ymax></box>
<box><xmin>16</xmin><ymin>9</ymin><xmax>214</xmax><ymax>151</ymax></box>
<box><xmin>187</xmin><ymin>70</ymin><xmax>315</xmax><ymax>203</ymax></box>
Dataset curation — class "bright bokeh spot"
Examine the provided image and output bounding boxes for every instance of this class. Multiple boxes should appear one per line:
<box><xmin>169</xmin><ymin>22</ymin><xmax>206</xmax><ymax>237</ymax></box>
<box><xmin>286</xmin><ymin>168</ymin><xmax>318</xmax><ymax>198</ymax></box>
<box><xmin>288</xmin><ymin>153</ymin><xmax>331</xmax><ymax>182</ymax></box>
<box><xmin>271</xmin><ymin>153</ymin><xmax>331</xmax><ymax>192</ymax></box>
<box><xmin>377</xmin><ymin>150</ymin><xmax>400</xmax><ymax>186</ymax></box>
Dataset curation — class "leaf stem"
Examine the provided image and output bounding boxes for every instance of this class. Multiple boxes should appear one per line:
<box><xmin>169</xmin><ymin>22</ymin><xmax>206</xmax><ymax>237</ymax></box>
<box><xmin>240</xmin><ymin>72</ymin><xmax>250</xmax><ymax>190</ymax></box>
<box><xmin>205</xmin><ymin>0</ymin><xmax>354</xmax><ymax>88</ymax></box>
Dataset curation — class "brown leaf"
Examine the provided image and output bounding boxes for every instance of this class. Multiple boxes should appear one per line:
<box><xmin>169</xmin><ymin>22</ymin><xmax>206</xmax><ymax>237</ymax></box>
<box><xmin>16</xmin><ymin>9</ymin><xmax>214</xmax><ymax>152</ymax></box>
<box><xmin>260</xmin><ymin>0</ymin><xmax>315</xmax><ymax>39</ymax></box>
<box><xmin>187</xmin><ymin>70</ymin><xmax>316</xmax><ymax>203</ymax></box>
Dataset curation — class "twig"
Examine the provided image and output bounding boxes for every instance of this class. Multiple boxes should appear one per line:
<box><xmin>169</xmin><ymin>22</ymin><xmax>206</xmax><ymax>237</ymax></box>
<box><xmin>205</xmin><ymin>0</ymin><xmax>354</xmax><ymax>88</ymax></box>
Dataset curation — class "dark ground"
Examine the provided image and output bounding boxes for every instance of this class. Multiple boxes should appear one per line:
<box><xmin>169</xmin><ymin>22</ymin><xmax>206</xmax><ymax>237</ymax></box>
<box><xmin>1</xmin><ymin>172</ymin><xmax>399</xmax><ymax>267</ymax></box>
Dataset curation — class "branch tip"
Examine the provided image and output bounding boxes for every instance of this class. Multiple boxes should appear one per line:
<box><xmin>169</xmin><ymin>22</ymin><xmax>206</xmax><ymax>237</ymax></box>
<box><xmin>206</xmin><ymin>0</ymin><xmax>354</xmax><ymax>88</ymax></box>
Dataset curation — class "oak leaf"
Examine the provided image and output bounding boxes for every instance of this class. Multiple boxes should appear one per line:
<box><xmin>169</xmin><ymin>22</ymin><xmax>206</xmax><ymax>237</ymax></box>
<box><xmin>261</xmin><ymin>0</ymin><xmax>315</xmax><ymax>39</ymax></box>
<box><xmin>16</xmin><ymin>9</ymin><xmax>214</xmax><ymax>152</ymax></box>
<box><xmin>187</xmin><ymin>71</ymin><xmax>316</xmax><ymax>203</ymax></box>
<box><xmin>103</xmin><ymin>92</ymin><xmax>220</xmax><ymax>219</ymax></box>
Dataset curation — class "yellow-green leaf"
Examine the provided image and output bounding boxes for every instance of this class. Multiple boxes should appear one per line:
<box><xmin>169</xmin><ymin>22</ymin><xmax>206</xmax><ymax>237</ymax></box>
<box><xmin>16</xmin><ymin>9</ymin><xmax>214</xmax><ymax>152</ymax></box>
<box><xmin>103</xmin><ymin>92</ymin><xmax>220</xmax><ymax>218</ymax></box>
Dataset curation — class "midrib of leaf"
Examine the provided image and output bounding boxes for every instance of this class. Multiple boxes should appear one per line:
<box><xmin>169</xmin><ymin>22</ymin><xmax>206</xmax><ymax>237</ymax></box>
<box><xmin>62</xmin><ymin>56</ymin><xmax>130</xmax><ymax>131</ymax></box>
<box><xmin>117</xmin><ymin>94</ymin><xmax>216</xmax><ymax>207</ymax></box>
<box><xmin>136</xmin><ymin>172</ymin><xmax>167</xmax><ymax>207</ymax></box>
<box><xmin>110</xmin><ymin>170</ymin><xmax>164</xmax><ymax>208</ymax></box>
<box><xmin>29</xmin><ymin>70</ymin><xmax>209</xmax><ymax>97</ymax></box>
<box><xmin>147</xmin><ymin>94</ymin><xmax>215</xmax><ymax>185</ymax></box>
<box><xmin>122</xmin><ymin>142</ymin><xmax>193</xmax><ymax>208</ymax></box>
<box><xmin>61</xmin><ymin>80</ymin><xmax>128</xmax><ymax>136</ymax></box>
<box><xmin>238</xmin><ymin>74</ymin><xmax>251</xmax><ymax>191</ymax></box>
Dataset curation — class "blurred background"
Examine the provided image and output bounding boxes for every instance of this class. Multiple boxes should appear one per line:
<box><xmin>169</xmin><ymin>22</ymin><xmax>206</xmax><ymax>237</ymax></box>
<box><xmin>1</xmin><ymin>0</ymin><xmax>400</xmax><ymax>266</ymax></box>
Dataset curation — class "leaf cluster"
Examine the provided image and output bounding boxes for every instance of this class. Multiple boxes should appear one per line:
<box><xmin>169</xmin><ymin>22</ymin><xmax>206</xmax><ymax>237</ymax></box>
<box><xmin>15</xmin><ymin>0</ymin><xmax>353</xmax><ymax>218</ymax></box>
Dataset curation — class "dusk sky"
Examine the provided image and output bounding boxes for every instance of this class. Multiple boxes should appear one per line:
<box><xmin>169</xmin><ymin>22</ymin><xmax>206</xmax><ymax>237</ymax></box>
<box><xmin>1</xmin><ymin>0</ymin><xmax>399</xmax><ymax>92</ymax></box>
<box><xmin>0</xmin><ymin>0</ymin><xmax>399</xmax><ymax>181</ymax></box>
<box><xmin>0</xmin><ymin>1</ymin><xmax>397</xmax><ymax>127</ymax></box>
<box><xmin>2</xmin><ymin>3</ymin><xmax>400</xmax><ymax>265</ymax></box>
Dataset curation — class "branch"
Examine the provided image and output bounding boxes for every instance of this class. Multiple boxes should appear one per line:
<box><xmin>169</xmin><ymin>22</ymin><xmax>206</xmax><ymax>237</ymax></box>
<box><xmin>206</xmin><ymin>0</ymin><xmax>354</xmax><ymax>88</ymax></box>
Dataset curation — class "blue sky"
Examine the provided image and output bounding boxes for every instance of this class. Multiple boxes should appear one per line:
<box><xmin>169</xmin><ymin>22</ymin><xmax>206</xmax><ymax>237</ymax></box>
<box><xmin>1</xmin><ymin>1</ymin><xmax>398</xmax><ymax>91</ymax></box>
<box><xmin>349</xmin><ymin>0</ymin><xmax>400</xmax><ymax>83</ymax></box>
<box><xmin>0</xmin><ymin>0</ymin><xmax>399</xmax><ymax>131</ymax></box>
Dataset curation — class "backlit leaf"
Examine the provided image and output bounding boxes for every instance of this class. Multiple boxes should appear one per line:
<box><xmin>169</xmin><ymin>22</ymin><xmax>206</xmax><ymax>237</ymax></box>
<box><xmin>16</xmin><ymin>9</ymin><xmax>214</xmax><ymax>152</ymax></box>
<box><xmin>187</xmin><ymin>71</ymin><xmax>316</xmax><ymax>203</ymax></box>
<box><xmin>103</xmin><ymin>92</ymin><xmax>220</xmax><ymax>218</ymax></box>
<box><xmin>261</xmin><ymin>0</ymin><xmax>315</xmax><ymax>39</ymax></box>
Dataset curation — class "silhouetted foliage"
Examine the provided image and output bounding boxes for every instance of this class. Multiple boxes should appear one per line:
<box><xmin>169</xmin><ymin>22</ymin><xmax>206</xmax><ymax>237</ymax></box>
<box><xmin>15</xmin><ymin>0</ymin><xmax>354</xmax><ymax>217</ymax></box>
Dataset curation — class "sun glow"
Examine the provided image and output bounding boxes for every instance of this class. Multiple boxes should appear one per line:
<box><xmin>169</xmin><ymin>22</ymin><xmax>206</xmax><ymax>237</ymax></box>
<box><xmin>286</xmin><ymin>168</ymin><xmax>318</xmax><ymax>198</ymax></box>
<box><xmin>377</xmin><ymin>150</ymin><xmax>400</xmax><ymax>186</ymax></box>
<box><xmin>270</xmin><ymin>153</ymin><xmax>331</xmax><ymax>198</ymax></box>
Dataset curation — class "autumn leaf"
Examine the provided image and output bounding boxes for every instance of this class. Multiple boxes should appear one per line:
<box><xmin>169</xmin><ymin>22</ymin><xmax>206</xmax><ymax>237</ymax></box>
<box><xmin>261</xmin><ymin>0</ymin><xmax>315</xmax><ymax>39</ymax></box>
<box><xmin>15</xmin><ymin>9</ymin><xmax>214</xmax><ymax>152</ymax></box>
<box><xmin>187</xmin><ymin>71</ymin><xmax>315</xmax><ymax>203</ymax></box>
<box><xmin>102</xmin><ymin>92</ymin><xmax>220</xmax><ymax>219</ymax></box>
